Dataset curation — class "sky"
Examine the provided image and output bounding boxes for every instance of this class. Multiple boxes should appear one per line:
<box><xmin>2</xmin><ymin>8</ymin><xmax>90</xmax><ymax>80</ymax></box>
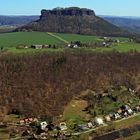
<box><xmin>0</xmin><ymin>0</ymin><xmax>139</xmax><ymax>16</ymax></box>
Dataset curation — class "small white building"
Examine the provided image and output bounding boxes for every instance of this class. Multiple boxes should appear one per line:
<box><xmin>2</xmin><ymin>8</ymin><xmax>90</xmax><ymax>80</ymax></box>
<box><xmin>16</xmin><ymin>44</ymin><xmax>28</xmax><ymax>49</ymax></box>
<box><xmin>67</xmin><ymin>44</ymin><xmax>71</xmax><ymax>48</ymax></box>
<box><xmin>87</xmin><ymin>122</ymin><xmax>93</xmax><ymax>128</ymax></box>
<box><xmin>112</xmin><ymin>113</ymin><xmax>121</xmax><ymax>120</ymax></box>
<box><xmin>73</xmin><ymin>44</ymin><xmax>78</xmax><ymax>48</ymax></box>
<box><xmin>31</xmin><ymin>45</ymin><xmax>42</xmax><ymax>49</ymax></box>
<box><xmin>59</xmin><ymin>122</ymin><xmax>67</xmax><ymax>131</ymax></box>
<box><xmin>127</xmin><ymin>109</ymin><xmax>133</xmax><ymax>115</ymax></box>
<box><xmin>95</xmin><ymin>117</ymin><xmax>104</xmax><ymax>126</ymax></box>
<box><xmin>116</xmin><ymin>39</ymin><xmax>120</xmax><ymax>43</ymax></box>
<box><xmin>67</xmin><ymin>44</ymin><xmax>79</xmax><ymax>48</ymax></box>
<box><xmin>40</xmin><ymin>121</ymin><xmax>48</xmax><ymax>130</ymax></box>
<box><xmin>102</xmin><ymin>42</ymin><xmax>106</xmax><ymax>46</ymax></box>
<box><xmin>103</xmin><ymin>37</ymin><xmax>108</xmax><ymax>40</ymax></box>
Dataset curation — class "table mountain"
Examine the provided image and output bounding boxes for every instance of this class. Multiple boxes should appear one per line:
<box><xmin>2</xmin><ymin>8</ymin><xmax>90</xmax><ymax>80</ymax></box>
<box><xmin>16</xmin><ymin>7</ymin><xmax>129</xmax><ymax>36</ymax></box>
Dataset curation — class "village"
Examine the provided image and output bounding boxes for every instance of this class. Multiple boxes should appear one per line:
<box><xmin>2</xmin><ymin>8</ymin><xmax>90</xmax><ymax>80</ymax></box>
<box><xmin>15</xmin><ymin>37</ymin><xmax>132</xmax><ymax>50</ymax></box>
<box><xmin>1</xmin><ymin>86</ymin><xmax>140</xmax><ymax>140</ymax></box>
<box><xmin>3</xmin><ymin>100</ymin><xmax>140</xmax><ymax>139</ymax></box>
<box><xmin>0</xmin><ymin>35</ymin><xmax>138</xmax><ymax>140</ymax></box>
<box><xmin>1</xmin><ymin>1</ymin><xmax>140</xmax><ymax>140</ymax></box>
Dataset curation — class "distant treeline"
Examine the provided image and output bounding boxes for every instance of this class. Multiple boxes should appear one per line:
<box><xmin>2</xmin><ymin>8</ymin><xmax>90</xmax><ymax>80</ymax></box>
<box><xmin>0</xmin><ymin>16</ymin><xmax>39</xmax><ymax>26</ymax></box>
<box><xmin>101</xmin><ymin>16</ymin><xmax>140</xmax><ymax>34</ymax></box>
<box><xmin>0</xmin><ymin>51</ymin><xmax>140</xmax><ymax>117</ymax></box>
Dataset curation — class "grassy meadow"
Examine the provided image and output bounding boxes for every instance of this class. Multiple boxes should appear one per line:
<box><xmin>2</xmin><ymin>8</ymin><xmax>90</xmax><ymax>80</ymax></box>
<box><xmin>54</xmin><ymin>33</ymin><xmax>101</xmax><ymax>43</ymax></box>
<box><xmin>0</xmin><ymin>31</ymin><xmax>101</xmax><ymax>48</ymax></box>
<box><xmin>0</xmin><ymin>32</ymin><xmax>63</xmax><ymax>48</ymax></box>
<box><xmin>0</xmin><ymin>31</ymin><xmax>140</xmax><ymax>54</ymax></box>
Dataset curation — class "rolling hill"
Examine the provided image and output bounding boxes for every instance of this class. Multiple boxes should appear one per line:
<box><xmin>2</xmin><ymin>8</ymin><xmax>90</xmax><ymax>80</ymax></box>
<box><xmin>101</xmin><ymin>16</ymin><xmax>140</xmax><ymax>33</ymax></box>
<box><xmin>0</xmin><ymin>15</ymin><xmax>39</xmax><ymax>26</ymax></box>
<box><xmin>0</xmin><ymin>14</ymin><xmax>139</xmax><ymax>35</ymax></box>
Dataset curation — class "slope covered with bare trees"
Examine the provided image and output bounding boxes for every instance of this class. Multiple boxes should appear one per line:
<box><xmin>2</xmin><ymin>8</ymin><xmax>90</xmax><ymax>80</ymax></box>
<box><xmin>0</xmin><ymin>51</ymin><xmax>140</xmax><ymax>117</ymax></box>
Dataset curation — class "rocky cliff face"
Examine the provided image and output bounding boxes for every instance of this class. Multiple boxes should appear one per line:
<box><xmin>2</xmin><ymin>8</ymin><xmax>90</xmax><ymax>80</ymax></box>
<box><xmin>17</xmin><ymin>7</ymin><xmax>128</xmax><ymax>36</ymax></box>
<box><xmin>40</xmin><ymin>7</ymin><xmax>95</xmax><ymax>18</ymax></box>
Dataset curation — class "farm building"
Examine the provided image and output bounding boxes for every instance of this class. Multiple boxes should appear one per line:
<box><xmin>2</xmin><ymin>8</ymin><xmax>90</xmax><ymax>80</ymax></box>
<box><xmin>67</xmin><ymin>44</ymin><xmax>79</xmax><ymax>48</ymax></box>
<box><xmin>16</xmin><ymin>44</ymin><xmax>28</xmax><ymax>49</ymax></box>
<box><xmin>59</xmin><ymin>122</ymin><xmax>67</xmax><ymax>131</ymax></box>
<box><xmin>76</xmin><ymin>124</ymin><xmax>89</xmax><ymax>131</ymax></box>
<box><xmin>40</xmin><ymin>121</ymin><xmax>48</xmax><ymax>130</ymax></box>
<box><xmin>94</xmin><ymin>117</ymin><xmax>104</xmax><ymax>126</ymax></box>
<box><xmin>42</xmin><ymin>44</ymin><xmax>49</xmax><ymax>48</ymax></box>
<box><xmin>104</xmin><ymin>115</ymin><xmax>111</xmax><ymax>122</ymax></box>
<box><xmin>31</xmin><ymin>45</ymin><xmax>43</xmax><ymax>49</ymax></box>
<box><xmin>31</xmin><ymin>44</ymin><xmax>49</xmax><ymax>49</ymax></box>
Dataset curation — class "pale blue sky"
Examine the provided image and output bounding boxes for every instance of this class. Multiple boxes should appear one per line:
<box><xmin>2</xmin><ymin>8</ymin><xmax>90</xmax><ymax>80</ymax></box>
<box><xmin>0</xmin><ymin>0</ymin><xmax>139</xmax><ymax>16</ymax></box>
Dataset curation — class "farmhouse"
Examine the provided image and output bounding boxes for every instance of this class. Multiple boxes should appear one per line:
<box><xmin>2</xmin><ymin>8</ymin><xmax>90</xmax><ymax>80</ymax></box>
<box><xmin>42</xmin><ymin>44</ymin><xmax>49</xmax><ymax>48</ymax></box>
<box><xmin>67</xmin><ymin>41</ymin><xmax>82</xmax><ymax>48</ymax></box>
<box><xmin>20</xmin><ymin>118</ymin><xmax>33</xmax><ymax>125</ymax></box>
<box><xmin>67</xmin><ymin>44</ymin><xmax>79</xmax><ymax>48</ymax></box>
<box><xmin>40</xmin><ymin>121</ymin><xmax>48</xmax><ymax>130</ymax></box>
<box><xmin>102</xmin><ymin>42</ymin><xmax>112</xmax><ymax>47</ymax></box>
<box><xmin>94</xmin><ymin>117</ymin><xmax>104</xmax><ymax>126</ymax></box>
<box><xmin>110</xmin><ymin>113</ymin><xmax>120</xmax><ymax>120</ymax></box>
<box><xmin>76</xmin><ymin>124</ymin><xmax>89</xmax><ymax>131</ymax></box>
<box><xmin>120</xmin><ymin>105</ymin><xmax>130</xmax><ymax>111</ymax></box>
<box><xmin>127</xmin><ymin>109</ymin><xmax>133</xmax><ymax>115</ymax></box>
<box><xmin>16</xmin><ymin>44</ymin><xmax>28</xmax><ymax>49</ymax></box>
<box><xmin>59</xmin><ymin>122</ymin><xmax>67</xmax><ymax>131</ymax></box>
<box><xmin>87</xmin><ymin>122</ymin><xmax>94</xmax><ymax>128</ymax></box>
<box><xmin>103</xmin><ymin>37</ymin><xmax>108</xmax><ymax>40</ymax></box>
<box><xmin>115</xmin><ymin>39</ymin><xmax>120</xmax><ymax>43</ymax></box>
<box><xmin>30</xmin><ymin>44</ymin><xmax>49</xmax><ymax>49</ymax></box>
<box><xmin>135</xmin><ymin>105</ymin><xmax>140</xmax><ymax>112</ymax></box>
<box><xmin>117</xmin><ymin>109</ymin><xmax>122</xmax><ymax>114</ymax></box>
<box><xmin>31</xmin><ymin>45</ymin><xmax>43</xmax><ymax>49</ymax></box>
<box><xmin>104</xmin><ymin>115</ymin><xmax>111</xmax><ymax>122</ymax></box>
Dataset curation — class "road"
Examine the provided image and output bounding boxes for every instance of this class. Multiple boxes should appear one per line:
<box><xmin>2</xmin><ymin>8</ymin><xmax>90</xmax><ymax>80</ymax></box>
<box><xmin>72</xmin><ymin>112</ymin><xmax>140</xmax><ymax>136</ymax></box>
<box><xmin>3</xmin><ymin>112</ymin><xmax>140</xmax><ymax>139</ymax></box>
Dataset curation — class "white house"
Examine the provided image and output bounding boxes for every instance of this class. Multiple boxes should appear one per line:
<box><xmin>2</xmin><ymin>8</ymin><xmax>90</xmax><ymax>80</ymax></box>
<box><xmin>95</xmin><ymin>117</ymin><xmax>104</xmax><ymax>126</ymax></box>
<box><xmin>127</xmin><ymin>109</ymin><xmax>133</xmax><ymax>115</ymax></box>
<box><xmin>31</xmin><ymin>45</ymin><xmax>43</xmax><ymax>49</ymax></box>
<box><xmin>59</xmin><ymin>122</ymin><xmax>67</xmax><ymax>131</ymax></box>
<box><xmin>40</xmin><ymin>121</ymin><xmax>48</xmax><ymax>130</ymax></box>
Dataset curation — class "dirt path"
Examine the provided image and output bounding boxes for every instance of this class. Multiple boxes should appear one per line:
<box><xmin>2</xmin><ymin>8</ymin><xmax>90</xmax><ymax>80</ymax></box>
<box><xmin>47</xmin><ymin>32</ymin><xmax>69</xmax><ymax>43</ymax></box>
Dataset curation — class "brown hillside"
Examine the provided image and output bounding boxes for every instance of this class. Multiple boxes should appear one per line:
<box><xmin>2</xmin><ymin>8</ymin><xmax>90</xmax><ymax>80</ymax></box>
<box><xmin>0</xmin><ymin>51</ymin><xmax>140</xmax><ymax>117</ymax></box>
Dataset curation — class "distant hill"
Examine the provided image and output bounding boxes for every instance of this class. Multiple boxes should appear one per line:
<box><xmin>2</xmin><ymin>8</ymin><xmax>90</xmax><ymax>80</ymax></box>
<box><xmin>100</xmin><ymin>16</ymin><xmax>140</xmax><ymax>33</ymax></box>
<box><xmin>0</xmin><ymin>15</ymin><xmax>39</xmax><ymax>26</ymax></box>
<box><xmin>0</xmin><ymin>14</ymin><xmax>140</xmax><ymax>35</ymax></box>
<box><xmin>16</xmin><ymin>7</ymin><xmax>129</xmax><ymax>37</ymax></box>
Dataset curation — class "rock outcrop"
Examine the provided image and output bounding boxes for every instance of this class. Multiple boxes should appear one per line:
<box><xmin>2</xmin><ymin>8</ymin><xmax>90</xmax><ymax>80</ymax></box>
<box><xmin>40</xmin><ymin>7</ymin><xmax>95</xmax><ymax>17</ymax></box>
<box><xmin>16</xmin><ymin>7</ymin><xmax>128</xmax><ymax>36</ymax></box>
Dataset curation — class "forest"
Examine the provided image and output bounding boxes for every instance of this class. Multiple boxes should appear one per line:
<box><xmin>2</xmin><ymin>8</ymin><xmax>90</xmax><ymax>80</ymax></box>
<box><xmin>0</xmin><ymin>51</ymin><xmax>140</xmax><ymax>118</ymax></box>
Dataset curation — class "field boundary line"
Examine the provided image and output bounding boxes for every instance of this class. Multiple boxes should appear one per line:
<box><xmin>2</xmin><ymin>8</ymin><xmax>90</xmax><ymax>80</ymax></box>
<box><xmin>47</xmin><ymin>32</ymin><xmax>69</xmax><ymax>43</ymax></box>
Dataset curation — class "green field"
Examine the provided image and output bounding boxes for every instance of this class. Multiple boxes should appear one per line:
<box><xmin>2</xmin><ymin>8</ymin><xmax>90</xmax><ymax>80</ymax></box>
<box><xmin>94</xmin><ymin>42</ymin><xmax>140</xmax><ymax>53</ymax></box>
<box><xmin>5</xmin><ymin>43</ymin><xmax>140</xmax><ymax>55</ymax></box>
<box><xmin>0</xmin><ymin>31</ymin><xmax>140</xmax><ymax>54</ymax></box>
<box><xmin>0</xmin><ymin>31</ymin><xmax>101</xmax><ymax>48</ymax></box>
<box><xmin>54</xmin><ymin>33</ymin><xmax>101</xmax><ymax>43</ymax></box>
<box><xmin>0</xmin><ymin>32</ymin><xmax>64</xmax><ymax>48</ymax></box>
